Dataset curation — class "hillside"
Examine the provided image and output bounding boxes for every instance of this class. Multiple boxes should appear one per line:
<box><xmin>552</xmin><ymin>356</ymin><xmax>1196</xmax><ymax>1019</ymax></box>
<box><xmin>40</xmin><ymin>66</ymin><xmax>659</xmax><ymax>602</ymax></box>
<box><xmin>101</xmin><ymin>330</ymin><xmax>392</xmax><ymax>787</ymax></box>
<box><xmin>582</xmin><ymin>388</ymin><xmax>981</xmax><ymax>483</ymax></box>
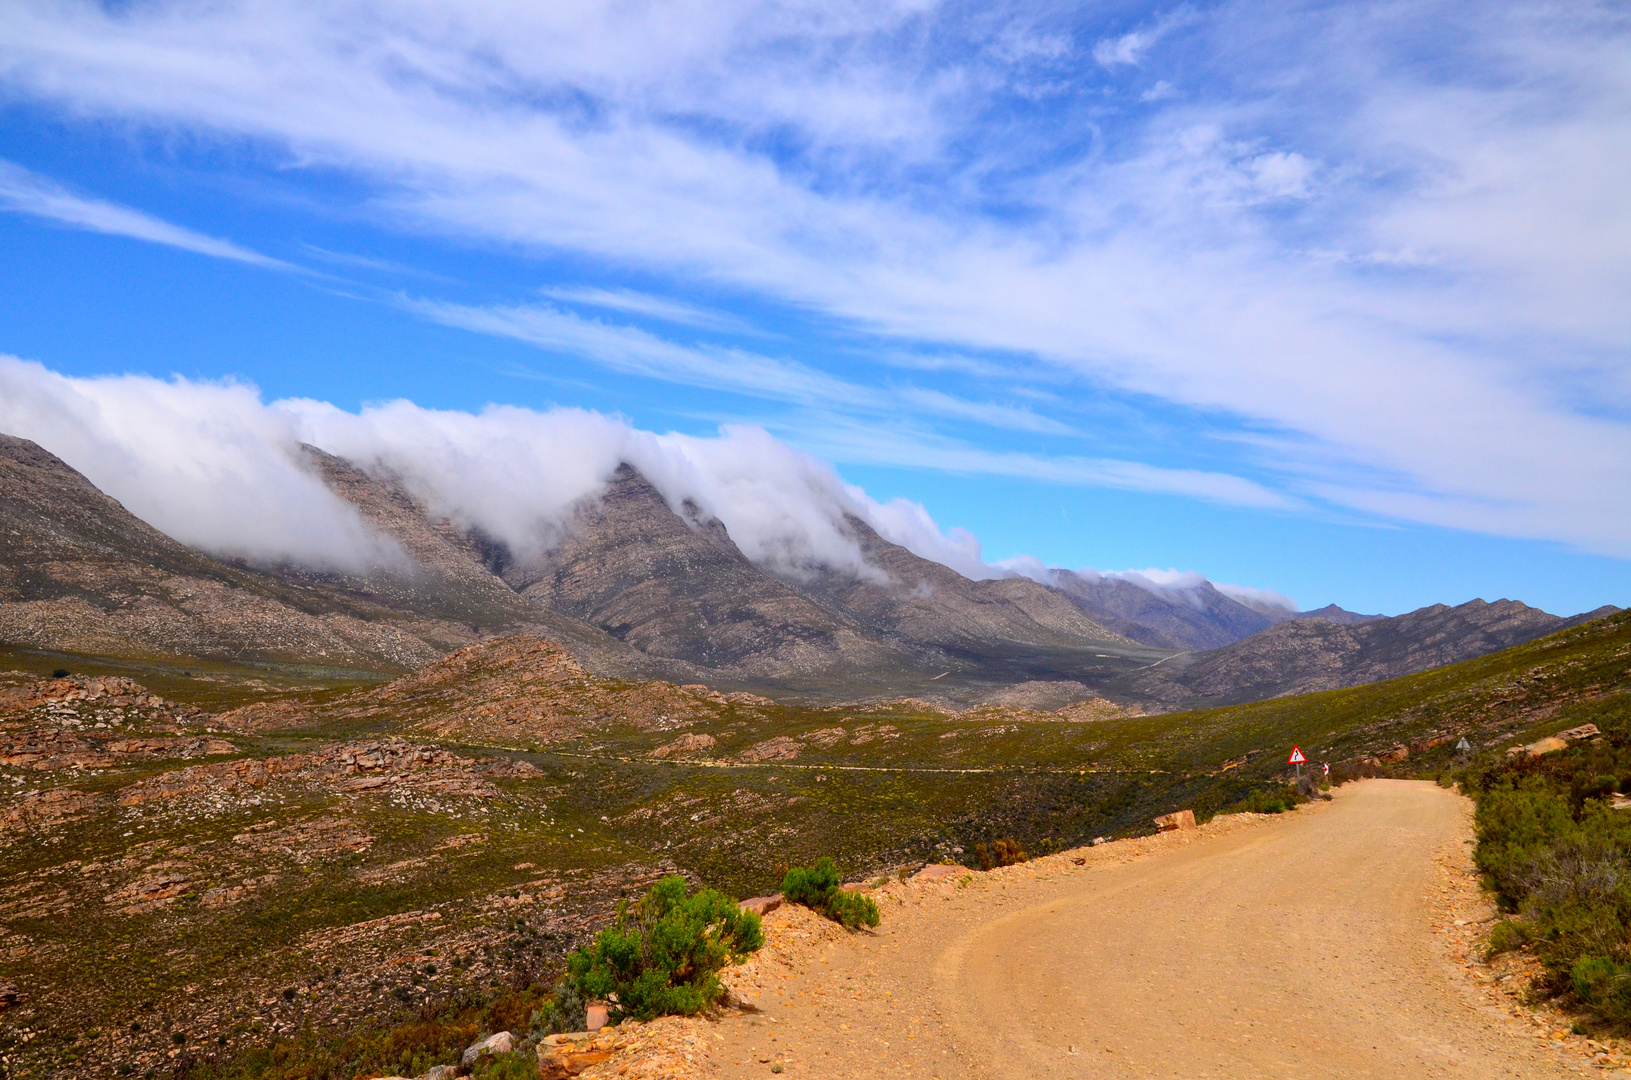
<box><xmin>310</xmin><ymin>457</ymin><xmax>1162</xmax><ymax>698</ymax></box>
<box><xmin>1119</xmin><ymin>598</ymin><xmax>1619</xmax><ymax>707</ymax></box>
<box><xmin>0</xmin><ymin>434</ymin><xmax>484</xmax><ymax>672</ymax></box>
<box><xmin>1</xmin><ymin>430</ymin><xmax>1610</xmax><ymax>715</ymax></box>
<box><xmin>0</xmin><ymin>608</ymin><xmax>1627</xmax><ymax>1077</ymax></box>
<box><xmin>791</xmin><ymin>515</ymin><xmax>1132</xmax><ymax>653</ymax></box>
<box><xmin>1045</xmin><ymin>568</ymin><xmax>1380</xmax><ymax>650</ymax></box>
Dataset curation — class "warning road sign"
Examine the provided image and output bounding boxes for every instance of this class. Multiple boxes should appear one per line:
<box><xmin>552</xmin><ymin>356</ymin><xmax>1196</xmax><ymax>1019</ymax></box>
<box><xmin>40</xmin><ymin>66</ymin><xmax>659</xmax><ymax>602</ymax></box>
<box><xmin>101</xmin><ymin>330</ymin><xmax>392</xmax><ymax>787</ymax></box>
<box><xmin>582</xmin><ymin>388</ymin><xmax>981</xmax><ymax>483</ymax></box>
<box><xmin>1323</xmin><ymin>762</ymin><xmax>1330</xmax><ymax>777</ymax></box>
<box><xmin>1288</xmin><ymin>746</ymin><xmax>1307</xmax><ymax>764</ymax></box>
<box><xmin>1456</xmin><ymin>737</ymin><xmax>1472</xmax><ymax>753</ymax></box>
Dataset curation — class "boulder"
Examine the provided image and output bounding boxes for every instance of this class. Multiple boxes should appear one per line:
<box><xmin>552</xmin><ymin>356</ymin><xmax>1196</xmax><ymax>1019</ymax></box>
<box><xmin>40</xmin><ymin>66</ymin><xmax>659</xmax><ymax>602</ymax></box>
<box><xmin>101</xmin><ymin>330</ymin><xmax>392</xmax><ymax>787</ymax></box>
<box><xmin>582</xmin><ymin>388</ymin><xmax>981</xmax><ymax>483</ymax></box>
<box><xmin>462</xmin><ymin>1031</ymin><xmax>515</xmax><ymax>1066</ymax></box>
<box><xmin>421</xmin><ymin>1067</ymin><xmax>459</xmax><ymax>1080</ymax></box>
<box><xmin>912</xmin><ymin>863</ymin><xmax>968</xmax><ymax>882</ymax></box>
<box><xmin>586</xmin><ymin>1002</ymin><xmax>610</xmax><ymax>1031</ymax></box>
<box><xmin>740</xmin><ymin>894</ymin><xmax>783</xmax><ymax>916</ymax></box>
<box><xmin>538</xmin><ymin>1033</ymin><xmax>613</xmax><ymax>1079</ymax></box>
<box><xmin>1153</xmin><ymin>809</ymin><xmax>1196</xmax><ymax>832</ymax></box>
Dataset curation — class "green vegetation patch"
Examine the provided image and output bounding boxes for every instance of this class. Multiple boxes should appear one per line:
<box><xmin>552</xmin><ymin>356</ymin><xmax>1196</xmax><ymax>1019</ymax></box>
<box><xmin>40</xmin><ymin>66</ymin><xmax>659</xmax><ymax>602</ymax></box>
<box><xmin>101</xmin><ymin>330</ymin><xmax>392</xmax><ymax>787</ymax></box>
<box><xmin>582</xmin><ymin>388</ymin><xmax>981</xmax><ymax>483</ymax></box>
<box><xmin>781</xmin><ymin>857</ymin><xmax>881</xmax><ymax>929</ymax></box>
<box><xmin>567</xmin><ymin>875</ymin><xmax>763</xmax><ymax>1021</ymax></box>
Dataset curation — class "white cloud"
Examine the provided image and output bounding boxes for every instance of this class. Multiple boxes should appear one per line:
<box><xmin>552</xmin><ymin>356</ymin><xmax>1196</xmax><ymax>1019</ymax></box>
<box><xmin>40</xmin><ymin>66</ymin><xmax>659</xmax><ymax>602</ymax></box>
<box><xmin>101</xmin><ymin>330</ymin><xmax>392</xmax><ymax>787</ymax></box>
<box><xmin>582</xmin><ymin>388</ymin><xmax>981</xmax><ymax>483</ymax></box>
<box><xmin>1211</xmin><ymin>581</ymin><xmax>1298</xmax><ymax>612</ymax></box>
<box><xmin>0</xmin><ymin>357</ymin><xmax>1015</xmax><ymax>586</ymax></box>
<box><xmin>0</xmin><ymin>160</ymin><xmax>296</xmax><ymax>271</ymax></box>
<box><xmin>0</xmin><ymin>0</ymin><xmax>1628</xmax><ymax>555</ymax></box>
<box><xmin>0</xmin><ymin>356</ymin><xmax>402</xmax><ymax>570</ymax></box>
<box><xmin>538</xmin><ymin>287</ymin><xmax>761</xmax><ymax>334</ymax></box>
<box><xmin>1094</xmin><ymin>29</ymin><xmax>1159</xmax><ymax>68</ymax></box>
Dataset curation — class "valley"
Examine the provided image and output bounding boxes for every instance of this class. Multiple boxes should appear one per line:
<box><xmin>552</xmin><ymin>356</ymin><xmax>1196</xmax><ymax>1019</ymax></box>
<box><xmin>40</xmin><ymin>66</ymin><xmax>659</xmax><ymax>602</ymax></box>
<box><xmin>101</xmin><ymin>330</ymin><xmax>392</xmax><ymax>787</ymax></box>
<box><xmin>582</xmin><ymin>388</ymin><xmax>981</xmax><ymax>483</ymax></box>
<box><xmin>1</xmin><ymin>431</ymin><xmax>1627</xmax><ymax>1079</ymax></box>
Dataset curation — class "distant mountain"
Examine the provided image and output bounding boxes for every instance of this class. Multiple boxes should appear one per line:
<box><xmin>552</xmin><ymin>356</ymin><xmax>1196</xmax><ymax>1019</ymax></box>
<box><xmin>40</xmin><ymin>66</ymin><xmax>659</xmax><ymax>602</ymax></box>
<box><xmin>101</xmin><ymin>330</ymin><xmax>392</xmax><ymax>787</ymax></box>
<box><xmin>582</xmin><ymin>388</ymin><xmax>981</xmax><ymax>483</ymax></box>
<box><xmin>790</xmin><ymin>516</ymin><xmax>1132</xmax><ymax>654</ymax></box>
<box><xmin>1290</xmin><ymin>603</ymin><xmax>1380</xmax><ymax>626</ymax></box>
<box><xmin>1118</xmin><ymin>598</ymin><xmax>1621</xmax><ymax>708</ymax></box>
<box><xmin>10</xmin><ymin>429</ymin><xmax>1608</xmax><ymax>714</ymax></box>
<box><xmin>0</xmin><ymin>433</ymin><xmax>483</xmax><ymax>671</ymax></box>
<box><xmin>0</xmin><ymin>434</ymin><xmax>681</xmax><ymax>678</ymax></box>
<box><xmin>1044</xmin><ymin>569</ymin><xmax>1379</xmax><ymax>650</ymax></box>
<box><xmin>448</xmin><ymin>464</ymin><xmax>1145</xmax><ymax>689</ymax></box>
<box><xmin>493</xmin><ymin>463</ymin><xmax>908</xmax><ymax>679</ymax></box>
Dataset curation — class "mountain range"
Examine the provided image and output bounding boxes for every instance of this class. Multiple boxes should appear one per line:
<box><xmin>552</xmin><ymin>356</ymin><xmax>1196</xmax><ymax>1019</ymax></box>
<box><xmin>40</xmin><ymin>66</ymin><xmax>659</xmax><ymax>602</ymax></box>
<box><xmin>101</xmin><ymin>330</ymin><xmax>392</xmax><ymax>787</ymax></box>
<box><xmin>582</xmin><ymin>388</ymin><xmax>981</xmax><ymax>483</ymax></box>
<box><xmin>0</xmin><ymin>432</ymin><xmax>1616</xmax><ymax>709</ymax></box>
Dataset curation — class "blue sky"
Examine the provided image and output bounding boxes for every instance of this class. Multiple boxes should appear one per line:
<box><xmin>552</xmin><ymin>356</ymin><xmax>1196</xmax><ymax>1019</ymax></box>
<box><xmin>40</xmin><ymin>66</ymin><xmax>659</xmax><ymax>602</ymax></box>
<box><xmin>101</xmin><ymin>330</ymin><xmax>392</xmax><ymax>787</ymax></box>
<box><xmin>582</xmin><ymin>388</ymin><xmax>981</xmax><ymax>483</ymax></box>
<box><xmin>0</xmin><ymin>0</ymin><xmax>1628</xmax><ymax>617</ymax></box>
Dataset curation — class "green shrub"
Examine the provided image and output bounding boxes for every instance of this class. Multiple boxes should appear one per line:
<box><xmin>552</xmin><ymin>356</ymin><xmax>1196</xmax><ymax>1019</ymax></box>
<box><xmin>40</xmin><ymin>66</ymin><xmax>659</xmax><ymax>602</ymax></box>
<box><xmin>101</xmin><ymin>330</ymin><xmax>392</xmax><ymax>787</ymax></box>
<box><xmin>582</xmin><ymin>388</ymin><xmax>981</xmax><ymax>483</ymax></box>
<box><xmin>974</xmin><ymin>838</ymin><xmax>1027</xmax><ymax>871</ymax></box>
<box><xmin>470</xmin><ymin>1050</ymin><xmax>539</xmax><ymax>1080</ymax></box>
<box><xmin>780</xmin><ymin>857</ymin><xmax>882</xmax><ymax>929</ymax></box>
<box><xmin>528</xmin><ymin>977</ymin><xmax>587</xmax><ymax>1037</ymax></box>
<box><xmin>1573</xmin><ymin>957</ymin><xmax>1631</xmax><ymax>1025</ymax></box>
<box><xmin>1486</xmin><ymin>919</ymin><xmax>1528</xmax><ymax>957</ymax></box>
<box><xmin>826</xmin><ymin>888</ymin><xmax>881</xmax><ymax>930</ymax></box>
<box><xmin>781</xmin><ymin>857</ymin><xmax>841</xmax><ymax>908</ymax></box>
<box><xmin>1226</xmin><ymin>786</ymin><xmax>1301</xmax><ymax>815</ymax></box>
<box><xmin>565</xmin><ymin>875</ymin><xmax>763</xmax><ymax>1022</ymax></box>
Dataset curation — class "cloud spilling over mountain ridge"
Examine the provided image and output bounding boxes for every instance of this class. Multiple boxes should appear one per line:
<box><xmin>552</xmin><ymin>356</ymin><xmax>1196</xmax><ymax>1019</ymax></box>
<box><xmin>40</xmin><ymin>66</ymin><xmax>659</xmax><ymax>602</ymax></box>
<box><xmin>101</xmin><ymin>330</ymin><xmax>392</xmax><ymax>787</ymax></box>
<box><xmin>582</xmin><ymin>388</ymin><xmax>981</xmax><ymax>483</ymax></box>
<box><xmin>0</xmin><ymin>355</ymin><xmax>1281</xmax><ymax>606</ymax></box>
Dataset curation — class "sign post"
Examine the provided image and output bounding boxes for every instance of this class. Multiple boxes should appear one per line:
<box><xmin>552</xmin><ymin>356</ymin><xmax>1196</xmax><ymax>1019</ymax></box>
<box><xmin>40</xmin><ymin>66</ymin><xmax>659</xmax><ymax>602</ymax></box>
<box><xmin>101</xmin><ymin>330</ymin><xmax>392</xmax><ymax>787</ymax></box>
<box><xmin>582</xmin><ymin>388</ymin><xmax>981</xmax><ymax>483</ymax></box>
<box><xmin>1289</xmin><ymin>745</ymin><xmax>1307</xmax><ymax>785</ymax></box>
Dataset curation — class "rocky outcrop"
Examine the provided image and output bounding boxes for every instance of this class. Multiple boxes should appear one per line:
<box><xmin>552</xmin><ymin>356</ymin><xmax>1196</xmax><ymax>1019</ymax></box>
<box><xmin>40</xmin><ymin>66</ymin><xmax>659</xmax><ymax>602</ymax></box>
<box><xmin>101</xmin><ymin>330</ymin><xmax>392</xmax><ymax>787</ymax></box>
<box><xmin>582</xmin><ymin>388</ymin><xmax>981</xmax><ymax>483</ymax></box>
<box><xmin>1154</xmin><ymin>809</ymin><xmax>1197</xmax><ymax>832</ymax></box>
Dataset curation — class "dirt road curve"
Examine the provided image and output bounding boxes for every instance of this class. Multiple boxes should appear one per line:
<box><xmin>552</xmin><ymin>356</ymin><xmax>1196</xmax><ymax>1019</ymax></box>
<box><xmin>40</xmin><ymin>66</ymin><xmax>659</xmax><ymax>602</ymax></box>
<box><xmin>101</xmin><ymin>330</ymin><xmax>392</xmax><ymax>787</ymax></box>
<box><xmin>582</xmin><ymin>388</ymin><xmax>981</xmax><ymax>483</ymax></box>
<box><xmin>713</xmin><ymin>780</ymin><xmax>1575</xmax><ymax>1079</ymax></box>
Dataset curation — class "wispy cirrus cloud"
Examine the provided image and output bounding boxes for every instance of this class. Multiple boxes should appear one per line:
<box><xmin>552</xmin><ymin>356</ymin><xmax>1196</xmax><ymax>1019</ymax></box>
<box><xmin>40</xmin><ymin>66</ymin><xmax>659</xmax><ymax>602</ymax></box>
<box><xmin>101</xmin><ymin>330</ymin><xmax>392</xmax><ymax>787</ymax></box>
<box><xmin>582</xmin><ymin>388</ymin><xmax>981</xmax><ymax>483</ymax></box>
<box><xmin>0</xmin><ymin>159</ymin><xmax>295</xmax><ymax>271</ymax></box>
<box><xmin>0</xmin><ymin>0</ymin><xmax>1628</xmax><ymax>556</ymax></box>
<box><xmin>539</xmin><ymin>286</ymin><xmax>763</xmax><ymax>335</ymax></box>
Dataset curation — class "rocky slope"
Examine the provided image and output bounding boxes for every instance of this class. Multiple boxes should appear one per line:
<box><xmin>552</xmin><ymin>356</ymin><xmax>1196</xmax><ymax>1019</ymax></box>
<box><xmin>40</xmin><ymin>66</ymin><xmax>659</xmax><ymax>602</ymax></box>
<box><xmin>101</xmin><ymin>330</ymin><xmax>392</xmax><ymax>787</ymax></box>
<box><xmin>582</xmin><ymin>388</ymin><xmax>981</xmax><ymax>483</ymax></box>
<box><xmin>1120</xmin><ymin>598</ymin><xmax>1621</xmax><ymax>707</ymax></box>
<box><xmin>502</xmin><ymin>466</ymin><xmax>912</xmax><ymax>680</ymax></box>
<box><xmin>0</xmin><ymin>434</ymin><xmax>489</xmax><ymax>671</ymax></box>
<box><xmin>1046</xmin><ymin>569</ymin><xmax>1380</xmax><ymax>650</ymax></box>
<box><xmin>790</xmin><ymin>515</ymin><xmax>1132</xmax><ymax>654</ymax></box>
<box><xmin>0</xmin><ymin>435</ymin><xmax>1151</xmax><ymax>697</ymax></box>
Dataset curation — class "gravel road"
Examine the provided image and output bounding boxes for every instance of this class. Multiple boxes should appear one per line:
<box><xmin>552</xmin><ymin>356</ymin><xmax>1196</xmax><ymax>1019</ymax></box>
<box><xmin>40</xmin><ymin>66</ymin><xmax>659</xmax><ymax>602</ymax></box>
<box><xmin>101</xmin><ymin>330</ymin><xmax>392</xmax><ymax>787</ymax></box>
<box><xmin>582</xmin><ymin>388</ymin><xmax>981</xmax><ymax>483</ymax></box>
<box><xmin>712</xmin><ymin>780</ymin><xmax>1578</xmax><ymax>1079</ymax></box>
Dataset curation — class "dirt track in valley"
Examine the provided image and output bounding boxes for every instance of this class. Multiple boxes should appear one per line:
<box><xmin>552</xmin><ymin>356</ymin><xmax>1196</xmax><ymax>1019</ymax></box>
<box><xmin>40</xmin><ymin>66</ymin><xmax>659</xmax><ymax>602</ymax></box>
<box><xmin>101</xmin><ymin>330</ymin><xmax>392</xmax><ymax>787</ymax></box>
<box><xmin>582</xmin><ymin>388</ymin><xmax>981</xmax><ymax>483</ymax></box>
<box><xmin>711</xmin><ymin>780</ymin><xmax>1580</xmax><ymax>1079</ymax></box>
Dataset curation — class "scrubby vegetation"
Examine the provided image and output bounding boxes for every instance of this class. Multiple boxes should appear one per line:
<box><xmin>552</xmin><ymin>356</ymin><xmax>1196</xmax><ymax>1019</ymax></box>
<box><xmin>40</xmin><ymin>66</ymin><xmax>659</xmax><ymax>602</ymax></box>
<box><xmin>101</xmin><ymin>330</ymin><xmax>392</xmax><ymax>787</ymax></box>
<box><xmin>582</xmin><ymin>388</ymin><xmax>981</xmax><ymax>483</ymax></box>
<box><xmin>1465</xmin><ymin>729</ymin><xmax>1631</xmax><ymax>1027</ymax></box>
<box><xmin>1225</xmin><ymin>785</ymin><xmax>1305</xmax><ymax>815</ymax></box>
<box><xmin>780</xmin><ymin>857</ymin><xmax>881</xmax><ymax>929</ymax></box>
<box><xmin>179</xmin><ymin>984</ymin><xmax>547</xmax><ymax>1080</ymax></box>
<box><xmin>974</xmin><ymin>837</ymin><xmax>1027</xmax><ymax>870</ymax></box>
<box><xmin>566</xmin><ymin>875</ymin><xmax>763</xmax><ymax>1021</ymax></box>
<box><xmin>5</xmin><ymin>613</ymin><xmax>1628</xmax><ymax>1076</ymax></box>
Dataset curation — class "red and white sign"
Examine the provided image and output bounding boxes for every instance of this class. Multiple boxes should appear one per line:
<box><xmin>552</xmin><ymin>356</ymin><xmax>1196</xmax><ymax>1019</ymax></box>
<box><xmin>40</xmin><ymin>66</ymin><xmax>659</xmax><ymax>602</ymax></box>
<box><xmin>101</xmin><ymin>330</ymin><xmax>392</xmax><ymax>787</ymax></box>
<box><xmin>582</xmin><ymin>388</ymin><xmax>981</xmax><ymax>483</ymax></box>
<box><xmin>1288</xmin><ymin>746</ymin><xmax>1307</xmax><ymax>764</ymax></box>
<box><xmin>1323</xmin><ymin>762</ymin><xmax>1330</xmax><ymax>777</ymax></box>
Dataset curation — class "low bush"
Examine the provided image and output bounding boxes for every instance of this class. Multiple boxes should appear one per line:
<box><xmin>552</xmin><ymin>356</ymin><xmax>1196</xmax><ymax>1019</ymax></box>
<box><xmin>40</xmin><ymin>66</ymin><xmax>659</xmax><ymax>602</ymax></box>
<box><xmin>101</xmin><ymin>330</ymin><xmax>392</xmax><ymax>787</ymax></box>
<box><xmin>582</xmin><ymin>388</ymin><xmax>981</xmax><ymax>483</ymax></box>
<box><xmin>826</xmin><ymin>888</ymin><xmax>882</xmax><ymax>930</ymax></box>
<box><xmin>1471</xmin><ymin>752</ymin><xmax>1631</xmax><ymax>1027</ymax></box>
<box><xmin>781</xmin><ymin>857</ymin><xmax>840</xmax><ymax>908</ymax></box>
<box><xmin>469</xmin><ymin>1050</ymin><xmax>539</xmax><ymax>1080</ymax></box>
<box><xmin>528</xmin><ymin>977</ymin><xmax>587</xmax><ymax>1036</ymax></box>
<box><xmin>566</xmin><ymin>875</ymin><xmax>763</xmax><ymax>1022</ymax></box>
<box><xmin>974</xmin><ymin>838</ymin><xmax>1027</xmax><ymax>871</ymax></box>
<box><xmin>1227</xmin><ymin>786</ymin><xmax>1302</xmax><ymax>815</ymax></box>
<box><xmin>780</xmin><ymin>857</ymin><xmax>881</xmax><ymax>929</ymax></box>
<box><xmin>1486</xmin><ymin>919</ymin><xmax>1529</xmax><ymax>958</ymax></box>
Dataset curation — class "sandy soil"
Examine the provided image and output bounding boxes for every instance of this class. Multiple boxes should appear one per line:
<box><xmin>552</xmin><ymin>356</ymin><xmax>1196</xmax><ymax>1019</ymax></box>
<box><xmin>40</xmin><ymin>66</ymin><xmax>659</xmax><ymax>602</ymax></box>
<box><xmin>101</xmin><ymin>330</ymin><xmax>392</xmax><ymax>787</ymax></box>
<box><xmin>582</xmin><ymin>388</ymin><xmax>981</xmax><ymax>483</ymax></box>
<box><xmin>707</xmin><ymin>780</ymin><xmax>1591</xmax><ymax>1079</ymax></box>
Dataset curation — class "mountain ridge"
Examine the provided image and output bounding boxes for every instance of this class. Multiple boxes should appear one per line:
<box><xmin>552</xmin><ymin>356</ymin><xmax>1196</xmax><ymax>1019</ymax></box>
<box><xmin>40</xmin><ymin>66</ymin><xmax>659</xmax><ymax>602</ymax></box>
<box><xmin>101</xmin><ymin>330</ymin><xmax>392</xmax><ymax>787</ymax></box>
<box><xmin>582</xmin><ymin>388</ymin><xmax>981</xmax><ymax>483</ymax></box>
<box><xmin>1118</xmin><ymin>597</ymin><xmax>1621</xmax><ymax>707</ymax></box>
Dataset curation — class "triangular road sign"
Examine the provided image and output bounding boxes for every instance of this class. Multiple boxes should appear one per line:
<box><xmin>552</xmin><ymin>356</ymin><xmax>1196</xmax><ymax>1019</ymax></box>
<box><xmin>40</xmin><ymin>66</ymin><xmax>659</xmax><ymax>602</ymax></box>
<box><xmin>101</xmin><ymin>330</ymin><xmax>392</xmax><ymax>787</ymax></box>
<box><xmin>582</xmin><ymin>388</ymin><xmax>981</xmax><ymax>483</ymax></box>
<box><xmin>1456</xmin><ymin>737</ymin><xmax>1472</xmax><ymax>752</ymax></box>
<box><xmin>1288</xmin><ymin>745</ymin><xmax>1307</xmax><ymax>764</ymax></box>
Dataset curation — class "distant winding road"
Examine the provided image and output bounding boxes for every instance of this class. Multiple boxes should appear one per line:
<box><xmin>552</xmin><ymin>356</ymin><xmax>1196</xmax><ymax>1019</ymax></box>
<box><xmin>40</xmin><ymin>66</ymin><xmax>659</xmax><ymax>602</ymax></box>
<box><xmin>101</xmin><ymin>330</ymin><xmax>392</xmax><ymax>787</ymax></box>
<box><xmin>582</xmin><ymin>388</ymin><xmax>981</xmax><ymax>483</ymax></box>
<box><xmin>714</xmin><ymin>781</ymin><xmax>1573</xmax><ymax>1080</ymax></box>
